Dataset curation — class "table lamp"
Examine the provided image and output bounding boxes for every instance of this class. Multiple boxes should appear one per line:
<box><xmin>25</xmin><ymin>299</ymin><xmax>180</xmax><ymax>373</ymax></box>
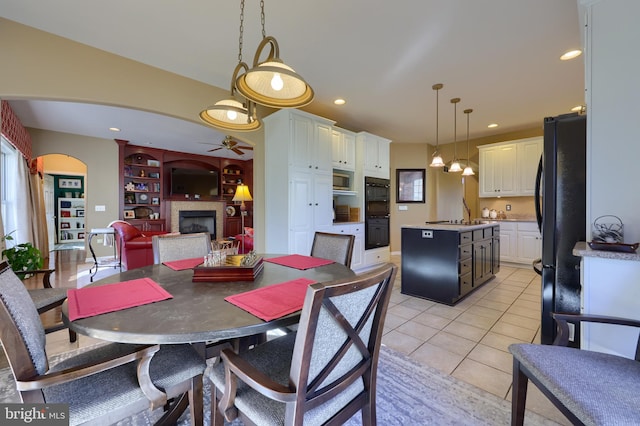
<box><xmin>232</xmin><ymin>184</ymin><xmax>252</xmax><ymax>253</ymax></box>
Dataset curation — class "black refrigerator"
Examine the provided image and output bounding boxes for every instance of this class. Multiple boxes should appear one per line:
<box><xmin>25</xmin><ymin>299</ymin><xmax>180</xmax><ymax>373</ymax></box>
<box><xmin>534</xmin><ymin>112</ymin><xmax>586</xmax><ymax>345</ymax></box>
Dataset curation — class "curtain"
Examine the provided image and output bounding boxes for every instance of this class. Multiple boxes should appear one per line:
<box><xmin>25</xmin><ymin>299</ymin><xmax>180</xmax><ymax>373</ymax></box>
<box><xmin>29</xmin><ymin>169</ymin><xmax>49</xmax><ymax>255</ymax></box>
<box><xmin>13</xmin><ymin>158</ymin><xmax>48</xmax><ymax>256</ymax></box>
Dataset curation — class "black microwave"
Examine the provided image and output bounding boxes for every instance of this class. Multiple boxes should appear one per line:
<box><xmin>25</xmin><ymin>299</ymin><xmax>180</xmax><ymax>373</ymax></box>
<box><xmin>333</xmin><ymin>172</ymin><xmax>351</xmax><ymax>190</ymax></box>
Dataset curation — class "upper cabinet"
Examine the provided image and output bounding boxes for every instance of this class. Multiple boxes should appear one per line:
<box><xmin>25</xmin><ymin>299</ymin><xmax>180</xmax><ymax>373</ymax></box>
<box><xmin>357</xmin><ymin>132</ymin><xmax>391</xmax><ymax>179</ymax></box>
<box><xmin>332</xmin><ymin>128</ymin><xmax>356</xmax><ymax>171</ymax></box>
<box><xmin>479</xmin><ymin>137</ymin><xmax>542</xmax><ymax>198</ymax></box>
<box><xmin>290</xmin><ymin>112</ymin><xmax>333</xmax><ymax>175</ymax></box>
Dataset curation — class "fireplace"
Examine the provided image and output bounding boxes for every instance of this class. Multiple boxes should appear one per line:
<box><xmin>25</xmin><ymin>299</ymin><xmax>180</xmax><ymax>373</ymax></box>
<box><xmin>179</xmin><ymin>210</ymin><xmax>216</xmax><ymax>240</ymax></box>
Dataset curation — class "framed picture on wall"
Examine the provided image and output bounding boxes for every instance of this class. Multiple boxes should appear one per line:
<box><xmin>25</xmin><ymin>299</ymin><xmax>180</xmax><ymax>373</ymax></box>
<box><xmin>59</xmin><ymin>178</ymin><xmax>82</xmax><ymax>188</ymax></box>
<box><xmin>396</xmin><ymin>169</ymin><xmax>426</xmax><ymax>203</ymax></box>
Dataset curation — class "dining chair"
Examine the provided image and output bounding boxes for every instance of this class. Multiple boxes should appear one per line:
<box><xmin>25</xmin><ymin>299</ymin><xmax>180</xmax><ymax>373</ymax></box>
<box><xmin>310</xmin><ymin>231</ymin><xmax>355</xmax><ymax>268</ymax></box>
<box><xmin>152</xmin><ymin>232</ymin><xmax>212</xmax><ymax>264</ymax></box>
<box><xmin>25</xmin><ymin>267</ymin><xmax>77</xmax><ymax>342</ymax></box>
<box><xmin>0</xmin><ymin>261</ymin><xmax>206</xmax><ymax>426</ymax></box>
<box><xmin>208</xmin><ymin>263</ymin><xmax>397</xmax><ymax>426</ymax></box>
<box><xmin>509</xmin><ymin>312</ymin><xmax>640</xmax><ymax>425</ymax></box>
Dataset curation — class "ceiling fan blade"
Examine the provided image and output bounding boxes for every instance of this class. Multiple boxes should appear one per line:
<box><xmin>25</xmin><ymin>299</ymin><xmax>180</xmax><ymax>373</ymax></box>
<box><xmin>208</xmin><ymin>147</ymin><xmax>223</xmax><ymax>152</ymax></box>
<box><xmin>237</xmin><ymin>145</ymin><xmax>254</xmax><ymax>151</ymax></box>
<box><xmin>232</xmin><ymin>148</ymin><xmax>245</xmax><ymax>156</ymax></box>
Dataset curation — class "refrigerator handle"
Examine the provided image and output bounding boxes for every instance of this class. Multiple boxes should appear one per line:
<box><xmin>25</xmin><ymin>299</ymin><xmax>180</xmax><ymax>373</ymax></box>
<box><xmin>532</xmin><ymin>258</ymin><xmax>542</xmax><ymax>276</ymax></box>
<box><xmin>534</xmin><ymin>155</ymin><xmax>543</xmax><ymax>234</ymax></box>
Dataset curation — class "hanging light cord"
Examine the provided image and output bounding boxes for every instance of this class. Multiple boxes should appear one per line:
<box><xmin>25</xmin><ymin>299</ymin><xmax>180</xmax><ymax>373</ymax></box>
<box><xmin>466</xmin><ymin>109</ymin><xmax>471</xmax><ymax>161</ymax></box>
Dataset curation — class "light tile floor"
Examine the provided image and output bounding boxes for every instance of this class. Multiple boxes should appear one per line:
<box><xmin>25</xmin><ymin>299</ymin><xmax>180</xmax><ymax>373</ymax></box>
<box><xmin>383</xmin><ymin>254</ymin><xmax>570</xmax><ymax>425</ymax></box>
<box><xmin>40</xmin><ymin>253</ymin><xmax>570</xmax><ymax>425</ymax></box>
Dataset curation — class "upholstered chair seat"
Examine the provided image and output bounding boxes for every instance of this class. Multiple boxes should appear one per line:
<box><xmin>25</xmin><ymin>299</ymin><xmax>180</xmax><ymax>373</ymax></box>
<box><xmin>509</xmin><ymin>313</ymin><xmax>640</xmax><ymax>425</ymax></box>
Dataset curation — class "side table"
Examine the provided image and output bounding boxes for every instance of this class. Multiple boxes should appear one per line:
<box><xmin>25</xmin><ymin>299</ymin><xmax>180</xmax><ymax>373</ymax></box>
<box><xmin>88</xmin><ymin>228</ymin><xmax>120</xmax><ymax>282</ymax></box>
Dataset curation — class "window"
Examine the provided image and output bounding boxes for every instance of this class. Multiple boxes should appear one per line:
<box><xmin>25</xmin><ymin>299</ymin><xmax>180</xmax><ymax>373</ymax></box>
<box><xmin>396</xmin><ymin>169</ymin><xmax>425</xmax><ymax>203</ymax></box>
<box><xmin>1</xmin><ymin>136</ymin><xmax>18</xmax><ymax>244</ymax></box>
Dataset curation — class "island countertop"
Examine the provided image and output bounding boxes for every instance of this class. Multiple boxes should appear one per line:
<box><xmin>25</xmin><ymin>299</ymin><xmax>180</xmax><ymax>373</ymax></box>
<box><xmin>401</xmin><ymin>221</ymin><xmax>500</xmax><ymax>232</ymax></box>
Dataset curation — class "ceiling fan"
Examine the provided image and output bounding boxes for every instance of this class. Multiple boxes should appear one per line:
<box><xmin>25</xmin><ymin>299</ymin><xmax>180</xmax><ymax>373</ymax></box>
<box><xmin>205</xmin><ymin>136</ymin><xmax>254</xmax><ymax>156</ymax></box>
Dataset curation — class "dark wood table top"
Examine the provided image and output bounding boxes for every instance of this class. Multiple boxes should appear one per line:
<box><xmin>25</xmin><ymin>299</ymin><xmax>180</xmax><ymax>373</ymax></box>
<box><xmin>62</xmin><ymin>255</ymin><xmax>355</xmax><ymax>345</ymax></box>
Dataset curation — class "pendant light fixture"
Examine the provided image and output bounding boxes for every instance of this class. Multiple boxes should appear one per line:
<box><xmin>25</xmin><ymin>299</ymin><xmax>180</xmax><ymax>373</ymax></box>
<box><xmin>462</xmin><ymin>108</ymin><xmax>475</xmax><ymax>176</ymax></box>
<box><xmin>430</xmin><ymin>83</ymin><xmax>445</xmax><ymax>168</ymax></box>
<box><xmin>235</xmin><ymin>0</ymin><xmax>314</xmax><ymax>108</ymax></box>
<box><xmin>449</xmin><ymin>97</ymin><xmax>462</xmax><ymax>173</ymax></box>
<box><xmin>199</xmin><ymin>0</ymin><xmax>261</xmax><ymax>131</ymax></box>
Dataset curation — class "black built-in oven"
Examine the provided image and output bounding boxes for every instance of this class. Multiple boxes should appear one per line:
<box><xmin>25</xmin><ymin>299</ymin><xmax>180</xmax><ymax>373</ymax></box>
<box><xmin>364</xmin><ymin>176</ymin><xmax>390</xmax><ymax>249</ymax></box>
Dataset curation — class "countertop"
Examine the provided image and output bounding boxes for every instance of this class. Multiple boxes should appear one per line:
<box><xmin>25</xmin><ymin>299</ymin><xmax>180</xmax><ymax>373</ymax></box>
<box><xmin>402</xmin><ymin>222</ymin><xmax>499</xmax><ymax>231</ymax></box>
<box><xmin>573</xmin><ymin>241</ymin><xmax>640</xmax><ymax>262</ymax></box>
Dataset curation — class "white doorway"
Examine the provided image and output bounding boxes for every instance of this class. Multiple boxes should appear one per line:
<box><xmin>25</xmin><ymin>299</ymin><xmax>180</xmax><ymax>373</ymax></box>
<box><xmin>44</xmin><ymin>174</ymin><xmax>56</xmax><ymax>247</ymax></box>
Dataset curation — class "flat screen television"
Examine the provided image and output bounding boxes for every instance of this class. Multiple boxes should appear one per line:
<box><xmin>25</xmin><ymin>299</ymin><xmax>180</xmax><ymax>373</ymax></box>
<box><xmin>170</xmin><ymin>167</ymin><xmax>219</xmax><ymax>196</ymax></box>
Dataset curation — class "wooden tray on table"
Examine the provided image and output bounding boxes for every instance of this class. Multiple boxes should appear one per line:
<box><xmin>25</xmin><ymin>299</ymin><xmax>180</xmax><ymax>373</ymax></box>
<box><xmin>192</xmin><ymin>255</ymin><xmax>264</xmax><ymax>282</ymax></box>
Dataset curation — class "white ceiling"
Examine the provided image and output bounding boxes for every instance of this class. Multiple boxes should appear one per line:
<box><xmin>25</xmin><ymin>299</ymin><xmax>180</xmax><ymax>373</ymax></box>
<box><xmin>1</xmin><ymin>0</ymin><xmax>584</xmax><ymax>160</ymax></box>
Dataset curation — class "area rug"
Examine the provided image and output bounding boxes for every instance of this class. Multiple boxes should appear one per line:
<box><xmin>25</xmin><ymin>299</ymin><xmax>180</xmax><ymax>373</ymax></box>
<box><xmin>0</xmin><ymin>345</ymin><xmax>557</xmax><ymax>425</ymax></box>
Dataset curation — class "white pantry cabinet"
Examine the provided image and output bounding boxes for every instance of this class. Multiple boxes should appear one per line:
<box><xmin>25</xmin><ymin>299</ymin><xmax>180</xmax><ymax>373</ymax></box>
<box><xmin>264</xmin><ymin>109</ymin><xmax>336</xmax><ymax>255</ymax></box>
<box><xmin>479</xmin><ymin>137</ymin><xmax>543</xmax><ymax>198</ymax></box>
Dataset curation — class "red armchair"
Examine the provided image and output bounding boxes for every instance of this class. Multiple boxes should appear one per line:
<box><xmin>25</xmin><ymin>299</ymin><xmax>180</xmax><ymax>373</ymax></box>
<box><xmin>233</xmin><ymin>227</ymin><xmax>254</xmax><ymax>254</ymax></box>
<box><xmin>109</xmin><ymin>221</ymin><xmax>167</xmax><ymax>270</ymax></box>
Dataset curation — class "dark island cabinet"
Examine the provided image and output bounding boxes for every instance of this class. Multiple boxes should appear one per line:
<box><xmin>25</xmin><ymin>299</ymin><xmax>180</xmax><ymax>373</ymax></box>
<box><xmin>401</xmin><ymin>224</ymin><xmax>500</xmax><ymax>305</ymax></box>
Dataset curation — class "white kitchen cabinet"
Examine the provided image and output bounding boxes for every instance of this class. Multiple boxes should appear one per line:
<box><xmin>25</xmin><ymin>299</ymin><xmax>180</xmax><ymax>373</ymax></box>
<box><xmin>479</xmin><ymin>137</ymin><xmax>542</xmax><ymax>198</ymax></box>
<box><xmin>516</xmin><ymin>137</ymin><xmax>543</xmax><ymax>195</ymax></box>
<box><xmin>333</xmin><ymin>222</ymin><xmax>364</xmax><ymax>270</ymax></box>
<box><xmin>364</xmin><ymin>246</ymin><xmax>390</xmax><ymax>269</ymax></box>
<box><xmin>57</xmin><ymin>197</ymin><xmax>85</xmax><ymax>242</ymax></box>
<box><xmin>498</xmin><ymin>221</ymin><xmax>517</xmax><ymax>263</ymax></box>
<box><xmin>357</xmin><ymin>132</ymin><xmax>391</xmax><ymax>179</ymax></box>
<box><xmin>499</xmin><ymin>221</ymin><xmax>541</xmax><ymax>265</ymax></box>
<box><xmin>331</xmin><ymin>128</ymin><xmax>356</xmax><ymax>171</ymax></box>
<box><xmin>264</xmin><ymin>109</ymin><xmax>336</xmax><ymax>255</ymax></box>
<box><xmin>479</xmin><ymin>144</ymin><xmax>517</xmax><ymax>197</ymax></box>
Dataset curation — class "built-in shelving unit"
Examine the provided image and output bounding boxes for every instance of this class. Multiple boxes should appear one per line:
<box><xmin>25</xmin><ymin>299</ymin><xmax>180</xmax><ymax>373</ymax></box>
<box><xmin>57</xmin><ymin>197</ymin><xmax>85</xmax><ymax>242</ymax></box>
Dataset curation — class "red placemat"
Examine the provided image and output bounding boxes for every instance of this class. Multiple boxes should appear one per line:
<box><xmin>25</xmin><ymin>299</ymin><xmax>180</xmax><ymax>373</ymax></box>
<box><xmin>67</xmin><ymin>278</ymin><xmax>172</xmax><ymax>321</ymax></box>
<box><xmin>162</xmin><ymin>257</ymin><xmax>203</xmax><ymax>271</ymax></box>
<box><xmin>225</xmin><ymin>278</ymin><xmax>316</xmax><ymax>321</ymax></box>
<box><xmin>264</xmin><ymin>254</ymin><xmax>334</xmax><ymax>270</ymax></box>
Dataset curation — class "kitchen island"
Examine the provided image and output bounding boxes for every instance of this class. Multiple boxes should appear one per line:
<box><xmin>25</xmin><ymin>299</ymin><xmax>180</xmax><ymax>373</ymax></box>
<box><xmin>401</xmin><ymin>222</ymin><xmax>500</xmax><ymax>305</ymax></box>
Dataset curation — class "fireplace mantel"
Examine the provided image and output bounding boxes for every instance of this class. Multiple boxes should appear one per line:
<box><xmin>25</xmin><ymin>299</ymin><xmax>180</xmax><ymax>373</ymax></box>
<box><xmin>168</xmin><ymin>201</ymin><xmax>224</xmax><ymax>239</ymax></box>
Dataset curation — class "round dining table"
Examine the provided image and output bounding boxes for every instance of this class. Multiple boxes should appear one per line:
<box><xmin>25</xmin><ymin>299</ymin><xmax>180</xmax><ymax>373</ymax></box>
<box><xmin>62</xmin><ymin>255</ymin><xmax>356</xmax><ymax>345</ymax></box>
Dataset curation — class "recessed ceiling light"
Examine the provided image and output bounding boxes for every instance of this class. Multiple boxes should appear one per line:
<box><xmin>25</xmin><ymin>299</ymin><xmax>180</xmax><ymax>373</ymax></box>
<box><xmin>334</xmin><ymin>98</ymin><xmax>346</xmax><ymax>105</ymax></box>
<box><xmin>560</xmin><ymin>49</ymin><xmax>582</xmax><ymax>60</ymax></box>
<box><xmin>109</xmin><ymin>127</ymin><xmax>121</xmax><ymax>132</ymax></box>
<box><xmin>488</xmin><ymin>123</ymin><xmax>498</xmax><ymax>128</ymax></box>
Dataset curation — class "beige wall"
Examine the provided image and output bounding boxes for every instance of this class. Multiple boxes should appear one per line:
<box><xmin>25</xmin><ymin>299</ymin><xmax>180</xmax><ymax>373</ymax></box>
<box><xmin>31</xmin><ymin>129</ymin><xmax>119</xmax><ymax>257</ymax></box>
<box><xmin>43</xmin><ymin>154</ymin><xmax>86</xmax><ymax>175</ymax></box>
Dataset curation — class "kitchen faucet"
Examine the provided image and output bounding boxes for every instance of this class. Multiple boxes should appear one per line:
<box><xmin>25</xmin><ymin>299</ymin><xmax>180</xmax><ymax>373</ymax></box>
<box><xmin>462</xmin><ymin>197</ymin><xmax>471</xmax><ymax>223</ymax></box>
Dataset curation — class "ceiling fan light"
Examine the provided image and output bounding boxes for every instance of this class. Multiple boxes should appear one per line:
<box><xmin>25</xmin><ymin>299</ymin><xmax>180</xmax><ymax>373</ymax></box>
<box><xmin>462</xmin><ymin>165</ymin><xmax>475</xmax><ymax>176</ymax></box>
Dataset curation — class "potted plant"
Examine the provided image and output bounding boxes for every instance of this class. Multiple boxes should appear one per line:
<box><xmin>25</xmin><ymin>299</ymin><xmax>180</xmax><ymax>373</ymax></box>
<box><xmin>1</xmin><ymin>231</ymin><xmax>44</xmax><ymax>279</ymax></box>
